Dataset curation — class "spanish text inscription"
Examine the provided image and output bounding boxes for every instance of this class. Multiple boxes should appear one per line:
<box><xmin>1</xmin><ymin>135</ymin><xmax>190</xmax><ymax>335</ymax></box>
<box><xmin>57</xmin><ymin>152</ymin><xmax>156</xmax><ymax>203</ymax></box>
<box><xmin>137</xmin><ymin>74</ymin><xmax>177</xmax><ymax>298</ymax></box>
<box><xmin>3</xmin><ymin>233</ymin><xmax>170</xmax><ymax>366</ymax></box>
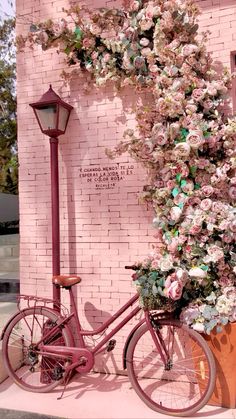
<box><xmin>79</xmin><ymin>163</ymin><xmax>134</xmax><ymax>190</ymax></box>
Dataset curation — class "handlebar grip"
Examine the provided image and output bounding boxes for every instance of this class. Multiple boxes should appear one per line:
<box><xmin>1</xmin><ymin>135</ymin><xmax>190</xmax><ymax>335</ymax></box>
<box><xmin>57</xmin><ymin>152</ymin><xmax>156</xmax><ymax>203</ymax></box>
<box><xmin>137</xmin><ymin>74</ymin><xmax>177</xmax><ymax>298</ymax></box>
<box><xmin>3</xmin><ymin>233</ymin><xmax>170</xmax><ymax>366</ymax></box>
<box><xmin>125</xmin><ymin>265</ymin><xmax>139</xmax><ymax>270</ymax></box>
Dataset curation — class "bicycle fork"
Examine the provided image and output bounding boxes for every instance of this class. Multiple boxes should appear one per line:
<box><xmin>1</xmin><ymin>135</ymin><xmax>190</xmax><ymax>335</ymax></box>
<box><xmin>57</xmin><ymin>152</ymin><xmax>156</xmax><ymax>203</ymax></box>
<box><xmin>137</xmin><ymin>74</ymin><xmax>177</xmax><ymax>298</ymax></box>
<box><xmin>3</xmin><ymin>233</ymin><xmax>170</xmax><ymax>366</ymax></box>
<box><xmin>145</xmin><ymin>312</ymin><xmax>173</xmax><ymax>371</ymax></box>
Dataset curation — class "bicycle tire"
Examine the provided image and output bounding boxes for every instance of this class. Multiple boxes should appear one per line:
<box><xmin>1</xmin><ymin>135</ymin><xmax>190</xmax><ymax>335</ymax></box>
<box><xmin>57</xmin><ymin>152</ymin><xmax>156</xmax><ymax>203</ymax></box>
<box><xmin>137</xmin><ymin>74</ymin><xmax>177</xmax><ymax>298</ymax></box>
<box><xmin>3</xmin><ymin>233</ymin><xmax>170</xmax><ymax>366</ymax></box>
<box><xmin>2</xmin><ymin>306</ymin><xmax>73</xmax><ymax>393</ymax></box>
<box><xmin>126</xmin><ymin>319</ymin><xmax>216</xmax><ymax>417</ymax></box>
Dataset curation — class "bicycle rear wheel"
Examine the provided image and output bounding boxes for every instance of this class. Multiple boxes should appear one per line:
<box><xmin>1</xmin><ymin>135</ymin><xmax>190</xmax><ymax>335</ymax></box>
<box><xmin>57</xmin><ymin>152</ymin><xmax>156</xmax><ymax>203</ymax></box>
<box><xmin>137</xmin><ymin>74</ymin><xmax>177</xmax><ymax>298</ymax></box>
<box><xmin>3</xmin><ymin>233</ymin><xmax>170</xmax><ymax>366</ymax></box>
<box><xmin>2</xmin><ymin>307</ymin><xmax>73</xmax><ymax>392</ymax></box>
<box><xmin>126</xmin><ymin>319</ymin><xmax>216</xmax><ymax>417</ymax></box>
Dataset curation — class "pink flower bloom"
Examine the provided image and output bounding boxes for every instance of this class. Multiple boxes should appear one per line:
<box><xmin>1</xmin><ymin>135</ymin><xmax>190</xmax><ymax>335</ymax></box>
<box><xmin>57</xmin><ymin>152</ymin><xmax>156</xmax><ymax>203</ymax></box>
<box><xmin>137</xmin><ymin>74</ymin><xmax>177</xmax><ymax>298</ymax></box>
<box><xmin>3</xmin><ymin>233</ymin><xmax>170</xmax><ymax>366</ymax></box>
<box><xmin>229</xmin><ymin>186</ymin><xmax>236</xmax><ymax>200</ymax></box>
<box><xmin>82</xmin><ymin>37</ymin><xmax>96</xmax><ymax>49</ymax></box>
<box><xmin>182</xmin><ymin>44</ymin><xmax>198</xmax><ymax>57</ymax></box>
<box><xmin>205</xmin><ymin>245</ymin><xmax>224</xmax><ymax>263</ymax></box>
<box><xmin>140</xmin><ymin>37</ymin><xmax>150</xmax><ymax>47</ymax></box>
<box><xmin>103</xmin><ymin>53</ymin><xmax>111</xmax><ymax>63</ymax></box>
<box><xmin>129</xmin><ymin>0</ymin><xmax>140</xmax><ymax>11</ymax></box>
<box><xmin>192</xmin><ymin>88</ymin><xmax>205</xmax><ymax>101</ymax></box>
<box><xmin>141</xmin><ymin>47</ymin><xmax>152</xmax><ymax>57</ymax></box>
<box><xmin>181</xmin><ymin>180</ymin><xmax>194</xmax><ymax>194</ymax></box>
<box><xmin>165</xmin><ymin>280</ymin><xmax>183</xmax><ymax>301</ymax></box>
<box><xmin>173</xmin><ymin>143</ymin><xmax>191</xmax><ymax>158</ymax></box>
<box><xmin>170</xmin><ymin>206</ymin><xmax>182</xmax><ymax>222</ymax></box>
<box><xmin>90</xmin><ymin>24</ymin><xmax>102</xmax><ymax>35</ymax></box>
<box><xmin>189</xmin><ymin>224</ymin><xmax>202</xmax><ymax>235</ymax></box>
<box><xmin>186</xmin><ymin>130</ymin><xmax>205</xmax><ymax>149</ymax></box>
<box><xmin>201</xmin><ymin>185</ymin><xmax>214</xmax><ymax>197</ymax></box>
<box><xmin>229</xmin><ymin>220</ymin><xmax>236</xmax><ymax>233</ymax></box>
<box><xmin>140</xmin><ymin>19</ymin><xmax>154</xmax><ymax>31</ymax></box>
<box><xmin>167</xmin><ymin>238</ymin><xmax>179</xmax><ymax>254</ymax></box>
<box><xmin>149</xmin><ymin>64</ymin><xmax>159</xmax><ymax>73</ymax></box>
<box><xmin>200</xmin><ymin>198</ymin><xmax>212</xmax><ymax>211</ymax></box>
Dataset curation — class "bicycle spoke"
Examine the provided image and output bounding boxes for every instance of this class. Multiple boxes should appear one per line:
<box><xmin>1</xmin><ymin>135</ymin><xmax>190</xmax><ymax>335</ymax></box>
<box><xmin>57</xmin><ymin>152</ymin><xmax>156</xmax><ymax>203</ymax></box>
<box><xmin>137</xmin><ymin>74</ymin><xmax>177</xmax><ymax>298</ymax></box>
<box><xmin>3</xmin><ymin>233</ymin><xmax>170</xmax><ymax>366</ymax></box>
<box><xmin>2</xmin><ymin>307</ymin><xmax>72</xmax><ymax>392</ymax></box>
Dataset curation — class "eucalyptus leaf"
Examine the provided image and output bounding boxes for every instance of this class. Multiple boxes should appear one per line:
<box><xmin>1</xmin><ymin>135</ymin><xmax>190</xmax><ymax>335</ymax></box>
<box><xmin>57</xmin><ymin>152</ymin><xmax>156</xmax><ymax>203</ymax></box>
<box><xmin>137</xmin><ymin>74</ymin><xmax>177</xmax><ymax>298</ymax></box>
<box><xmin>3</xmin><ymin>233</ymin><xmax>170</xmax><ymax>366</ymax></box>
<box><xmin>172</xmin><ymin>187</ymin><xmax>180</xmax><ymax>198</ymax></box>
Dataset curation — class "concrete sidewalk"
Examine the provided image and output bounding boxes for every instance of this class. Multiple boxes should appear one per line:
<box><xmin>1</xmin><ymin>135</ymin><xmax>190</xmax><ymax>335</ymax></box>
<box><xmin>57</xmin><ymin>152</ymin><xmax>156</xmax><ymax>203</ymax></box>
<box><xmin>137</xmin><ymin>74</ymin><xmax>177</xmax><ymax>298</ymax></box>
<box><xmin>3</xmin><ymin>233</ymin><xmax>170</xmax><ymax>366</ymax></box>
<box><xmin>0</xmin><ymin>372</ymin><xmax>235</xmax><ymax>419</ymax></box>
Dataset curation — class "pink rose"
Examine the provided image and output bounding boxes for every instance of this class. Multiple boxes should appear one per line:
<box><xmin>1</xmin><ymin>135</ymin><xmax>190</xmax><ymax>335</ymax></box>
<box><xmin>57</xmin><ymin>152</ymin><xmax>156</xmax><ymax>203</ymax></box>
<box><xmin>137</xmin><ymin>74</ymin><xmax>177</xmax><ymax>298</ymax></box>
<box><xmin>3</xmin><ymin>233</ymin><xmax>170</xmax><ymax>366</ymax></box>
<box><xmin>167</xmin><ymin>238</ymin><xmax>179</xmax><ymax>254</ymax></box>
<box><xmin>192</xmin><ymin>88</ymin><xmax>205</xmax><ymax>101</ymax></box>
<box><xmin>189</xmin><ymin>225</ymin><xmax>202</xmax><ymax>235</ymax></box>
<box><xmin>149</xmin><ymin>64</ymin><xmax>159</xmax><ymax>73</ymax></box>
<box><xmin>140</xmin><ymin>19</ymin><xmax>154</xmax><ymax>31</ymax></box>
<box><xmin>173</xmin><ymin>193</ymin><xmax>187</xmax><ymax>206</ymax></box>
<box><xmin>141</xmin><ymin>47</ymin><xmax>152</xmax><ymax>57</ymax></box>
<box><xmin>165</xmin><ymin>280</ymin><xmax>183</xmax><ymax>301</ymax></box>
<box><xmin>218</xmin><ymin>220</ymin><xmax>230</xmax><ymax>230</ymax></box>
<box><xmin>181</xmin><ymin>180</ymin><xmax>194</xmax><ymax>194</ymax></box>
<box><xmin>205</xmin><ymin>245</ymin><xmax>224</xmax><ymax>263</ymax></box>
<box><xmin>229</xmin><ymin>187</ymin><xmax>236</xmax><ymax>200</ymax></box>
<box><xmin>103</xmin><ymin>53</ymin><xmax>111</xmax><ymax>63</ymax></box>
<box><xmin>140</xmin><ymin>37</ymin><xmax>149</xmax><ymax>47</ymax></box>
<box><xmin>129</xmin><ymin>0</ymin><xmax>140</xmax><ymax>11</ymax></box>
<box><xmin>203</xmin><ymin>99</ymin><xmax>214</xmax><ymax>110</ymax></box>
<box><xmin>200</xmin><ymin>198</ymin><xmax>212</xmax><ymax>211</ymax></box>
<box><xmin>182</xmin><ymin>44</ymin><xmax>198</xmax><ymax>57</ymax></box>
<box><xmin>173</xmin><ymin>143</ymin><xmax>191</xmax><ymax>158</ymax></box>
<box><xmin>229</xmin><ymin>220</ymin><xmax>236</xmax><ymax>233</ymax></box>
<box><xmin>90</xmin><ymin>24</ymin><xmax>102</xmax><ymax>36</ymax></box>
<box><xmin>230</xmin><ymin>177</ymin><xmax>236</xmax><ymax>185</ymax></box>
<box><xmin>82</xmin><ymin>37</ymin><xmax>95</xmax><ymax>49</ymax></box>
<box><xmin>176</xmin><ymin>269</ymin><xmax>188</xmax><ymax>285</ymax></box>
<box><xmin>186</xmin><ymin>104</ymin><xmax>198</xmax><ymax>114</ymax></box>
<box><xmin>186</xmin><ymin>130</ymin><xmax>205</xmax><ymax>149</ymax></box>
<box><xmin>171</xmin><ymin>162</ymin><xmax>189</xmax><ymax>177</ymax></box>
<box><xmin>201</xmin><ymin>185</ymin><xmax>214</xmax><ymax>197</ymax></box>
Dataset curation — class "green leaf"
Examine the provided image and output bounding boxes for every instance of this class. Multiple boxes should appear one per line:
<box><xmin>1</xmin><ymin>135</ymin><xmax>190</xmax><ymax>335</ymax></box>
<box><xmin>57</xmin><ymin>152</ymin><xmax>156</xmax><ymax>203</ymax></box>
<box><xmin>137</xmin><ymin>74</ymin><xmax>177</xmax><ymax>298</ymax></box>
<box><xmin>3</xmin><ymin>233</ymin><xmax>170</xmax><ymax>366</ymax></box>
<box><xmin>203</xmin><ymin>131</ymin><xmax>211</xmax><ymax>138</ymax></box>
<box><xmin>194</xmin><ymin>183</ymin><xmax>201</xmax><ymax>190</ymax></box>
<box><xmin>190</xmin><ymin>166</ymin><xmax>197</xmax><ymax>177</ymax></box>
<box><xmin>180</xmin><ymin>179</ymin><xmax>187</xmax><ymax>188</ymax></box>
<box><xmin>200</xmin><ymin>265</ymin><xmax>209</xmax><ymax>271</ymax></box>
<box><xmin>74</xmin><ymin>26</ymin><xmax>83</xmax><ymax>40</ymax></box>
<box><xmin>158</xmin><ymin>278</ymin><xmax>165</xmax><ymax>287</ymax></box>
<box><xmin>180</xmin><ymin>128</ymin><xmax>189</xmax><ymax>139</ymax></box>
<box><xmin>172</xmin><ymin>187</ymin><xmax>180</xmax><ymax>198</ymax></box>
<box><xmin>176</xmin><ymin>173</ymin><xmax>182</xmax><ymax>184</ymax></box>
<box><xmin>64</xmin><ymin>46</ymin><xmax>71</xmax><ymax>55</ymax></box>
<box><xmin>74</xmin><ymin>41</ymin><xmax>82</xmax><ymax>49</ymax></box>
<box><xmin>149</xmin><ymin>271</ymin><xmax>158</xmax><ymax>281</ymax></box>
<box><xmin>178</xmin><ymin>202</ymin><xmax>184</xmax><ymax>210</ymax></box>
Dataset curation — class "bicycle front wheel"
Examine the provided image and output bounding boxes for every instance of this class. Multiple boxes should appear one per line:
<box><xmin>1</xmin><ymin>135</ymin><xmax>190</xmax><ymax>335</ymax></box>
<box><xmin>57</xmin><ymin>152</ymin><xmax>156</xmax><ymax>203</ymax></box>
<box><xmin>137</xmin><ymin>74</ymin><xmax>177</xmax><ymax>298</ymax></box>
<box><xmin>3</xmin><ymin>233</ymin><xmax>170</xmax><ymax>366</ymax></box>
<box><xmin>2</xmin><ymin>307</ymin><xmax>73</xmax><ymax>392</ymax></box>
<box><xmin>126</xmin><ymin>319</ymin><xmax>216</xmax><ymax>417</ymax></box>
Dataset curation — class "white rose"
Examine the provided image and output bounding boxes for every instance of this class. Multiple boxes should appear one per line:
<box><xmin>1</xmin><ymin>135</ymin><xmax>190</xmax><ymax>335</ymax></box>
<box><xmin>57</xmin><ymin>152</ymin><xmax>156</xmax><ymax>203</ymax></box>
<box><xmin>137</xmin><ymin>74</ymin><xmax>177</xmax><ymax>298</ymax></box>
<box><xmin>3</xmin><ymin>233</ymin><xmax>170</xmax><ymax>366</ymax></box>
<box><xmin>192</xmin><ymin>322</ymin><xmax>205</xmax><ymax>333</ymax></box>
<box><xmin>170</xmin><ymin>206</ymin><xmax>182</xmax><ymax>222</ymax></box>
<box><xmin>188</xmin><ymin>267</ymin><xmax>208</xmax><ymax>279</ymax></box>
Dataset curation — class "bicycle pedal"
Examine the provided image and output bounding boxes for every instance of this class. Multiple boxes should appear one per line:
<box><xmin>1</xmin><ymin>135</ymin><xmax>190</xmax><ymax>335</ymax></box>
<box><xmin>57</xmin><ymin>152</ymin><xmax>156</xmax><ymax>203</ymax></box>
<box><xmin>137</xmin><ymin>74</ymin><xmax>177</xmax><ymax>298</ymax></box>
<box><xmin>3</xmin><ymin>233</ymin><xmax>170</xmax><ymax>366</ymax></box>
<box><xmin>106</xmin><ymin>339</ymin><xmax>116</xmax><ymax>352</ymax></box>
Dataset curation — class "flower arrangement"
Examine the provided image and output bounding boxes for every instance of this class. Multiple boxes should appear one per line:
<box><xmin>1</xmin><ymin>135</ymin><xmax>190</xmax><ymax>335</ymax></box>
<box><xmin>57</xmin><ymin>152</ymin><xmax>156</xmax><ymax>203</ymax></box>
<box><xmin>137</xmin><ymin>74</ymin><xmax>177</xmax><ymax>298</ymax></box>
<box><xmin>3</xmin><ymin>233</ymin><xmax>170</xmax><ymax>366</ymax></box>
<box><xmin>18</xmin><ymin>0</ymin><xmax>236</xmax><ymax>334</ymax></box>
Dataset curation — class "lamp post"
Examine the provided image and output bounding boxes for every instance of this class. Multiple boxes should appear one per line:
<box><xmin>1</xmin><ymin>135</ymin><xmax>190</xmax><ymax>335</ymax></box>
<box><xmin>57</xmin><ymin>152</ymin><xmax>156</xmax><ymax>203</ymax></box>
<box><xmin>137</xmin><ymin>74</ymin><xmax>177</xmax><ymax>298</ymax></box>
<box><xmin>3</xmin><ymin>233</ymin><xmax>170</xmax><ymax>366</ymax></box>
<box><xmin>30</xmin><ymin>85</ymin><xmax>73</xmax><ymax>307</ymax></box>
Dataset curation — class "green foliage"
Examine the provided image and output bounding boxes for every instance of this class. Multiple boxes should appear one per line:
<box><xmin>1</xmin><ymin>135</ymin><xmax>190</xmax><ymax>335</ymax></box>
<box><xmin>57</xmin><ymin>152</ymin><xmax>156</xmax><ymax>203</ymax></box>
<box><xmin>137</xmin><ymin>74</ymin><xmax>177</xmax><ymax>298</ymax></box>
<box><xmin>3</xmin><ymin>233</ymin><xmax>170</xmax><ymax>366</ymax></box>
<box><xmin>0</xmin><ymin>18</ymin><xmax>17</xmax><ymax>194</ymax></box>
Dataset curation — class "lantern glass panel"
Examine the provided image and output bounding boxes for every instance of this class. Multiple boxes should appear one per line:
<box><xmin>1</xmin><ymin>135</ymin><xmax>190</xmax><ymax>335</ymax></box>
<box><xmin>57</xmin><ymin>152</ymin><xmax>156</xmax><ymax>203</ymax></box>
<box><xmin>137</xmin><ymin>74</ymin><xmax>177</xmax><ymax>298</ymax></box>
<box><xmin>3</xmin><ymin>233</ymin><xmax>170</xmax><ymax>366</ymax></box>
<box><xmin>35</xmin><ymin>105</ymin><xmax>57</xmax><ymax>131</ymax></box>
<box><xmin>58</xmin><ymin>105</ymin><xmax>70</xmax><ymax>132</ymax></box>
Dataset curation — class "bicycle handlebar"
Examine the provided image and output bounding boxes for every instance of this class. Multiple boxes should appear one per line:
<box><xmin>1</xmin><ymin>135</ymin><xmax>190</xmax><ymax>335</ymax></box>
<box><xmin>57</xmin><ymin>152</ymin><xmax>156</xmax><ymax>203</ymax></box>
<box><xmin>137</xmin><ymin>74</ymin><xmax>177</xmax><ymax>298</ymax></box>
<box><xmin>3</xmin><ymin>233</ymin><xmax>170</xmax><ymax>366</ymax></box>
<box><xmin>125</xmin><ymin>265</ymin><xmax>139</xmax><ymax>271</ymax></box>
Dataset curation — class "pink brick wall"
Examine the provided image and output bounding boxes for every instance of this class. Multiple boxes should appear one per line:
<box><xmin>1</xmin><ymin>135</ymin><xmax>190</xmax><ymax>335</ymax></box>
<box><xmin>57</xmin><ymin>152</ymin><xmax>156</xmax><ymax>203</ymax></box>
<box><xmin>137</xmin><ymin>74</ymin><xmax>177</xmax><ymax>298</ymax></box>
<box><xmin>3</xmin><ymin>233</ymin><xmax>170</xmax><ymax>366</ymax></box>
<box><xmin>16</xmin><ymin>0</ymin><xmax>236</xmax><ymax>373</ymax></box>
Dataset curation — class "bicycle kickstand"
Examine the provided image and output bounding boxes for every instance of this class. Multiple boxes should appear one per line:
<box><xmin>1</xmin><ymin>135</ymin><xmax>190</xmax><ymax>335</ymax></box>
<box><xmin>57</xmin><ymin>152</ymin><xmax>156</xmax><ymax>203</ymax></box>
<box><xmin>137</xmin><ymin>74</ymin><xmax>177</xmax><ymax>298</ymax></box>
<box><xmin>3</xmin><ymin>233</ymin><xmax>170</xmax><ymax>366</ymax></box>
<box><xmin>57</xmin><ymin>369</ymin><xmax>73</xmax><ymax>400</ymax></box>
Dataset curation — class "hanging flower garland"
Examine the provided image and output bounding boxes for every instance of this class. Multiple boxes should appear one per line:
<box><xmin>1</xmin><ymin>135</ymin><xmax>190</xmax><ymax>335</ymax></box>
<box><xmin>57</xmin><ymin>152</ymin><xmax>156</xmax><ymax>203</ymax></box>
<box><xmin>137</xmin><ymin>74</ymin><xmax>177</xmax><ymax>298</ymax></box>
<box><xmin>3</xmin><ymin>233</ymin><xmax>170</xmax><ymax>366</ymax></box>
<box><xmin>18</xmin><ymin>0</ymin><xmax>236</xmax><ymax>334</ymax></box>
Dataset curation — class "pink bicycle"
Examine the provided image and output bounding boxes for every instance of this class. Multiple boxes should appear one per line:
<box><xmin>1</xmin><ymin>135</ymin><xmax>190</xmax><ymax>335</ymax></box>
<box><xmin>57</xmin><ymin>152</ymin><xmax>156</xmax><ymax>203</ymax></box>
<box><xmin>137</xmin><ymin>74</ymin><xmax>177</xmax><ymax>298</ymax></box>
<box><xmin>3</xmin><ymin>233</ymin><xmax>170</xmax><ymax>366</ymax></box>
<box><xmin>1</xmin><ymin>266</ymin><xmax>216</xmax><ymax>417</ymax></box>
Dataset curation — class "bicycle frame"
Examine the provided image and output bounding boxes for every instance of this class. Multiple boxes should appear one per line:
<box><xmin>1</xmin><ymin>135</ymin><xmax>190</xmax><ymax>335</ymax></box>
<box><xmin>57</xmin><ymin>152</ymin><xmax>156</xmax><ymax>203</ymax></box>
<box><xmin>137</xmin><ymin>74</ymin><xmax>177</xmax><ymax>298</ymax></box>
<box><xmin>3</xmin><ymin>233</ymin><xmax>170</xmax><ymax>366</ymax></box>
<box><xmin>39</xmin><ymin>289</ymin><xmax>141</xmax><ymax>360</ymax></box>
<box><xmin>38</xmin><ymin>288</ymin><xmax>169</xmax><ymax>370</ymax></box>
